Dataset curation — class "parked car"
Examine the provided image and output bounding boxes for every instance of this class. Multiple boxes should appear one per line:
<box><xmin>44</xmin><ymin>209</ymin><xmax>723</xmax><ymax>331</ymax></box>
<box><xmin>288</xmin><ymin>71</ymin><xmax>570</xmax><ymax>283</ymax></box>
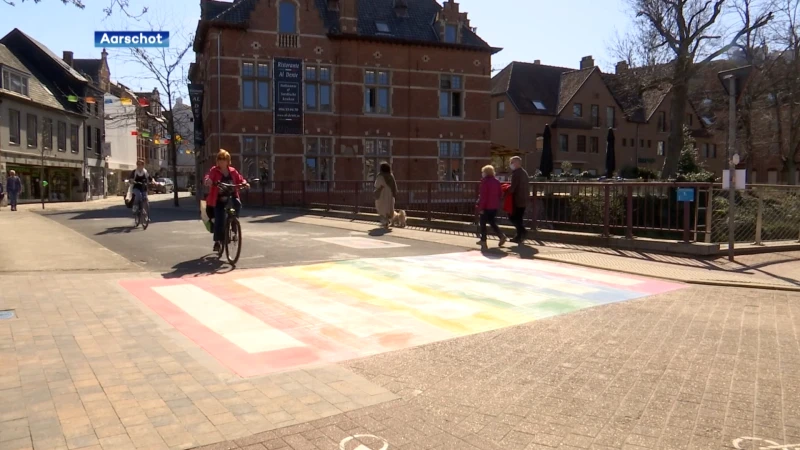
<box><xmin>154</xmin><ymin>178</ymin><xmax>174</xmax><ymax>194</ymax></box>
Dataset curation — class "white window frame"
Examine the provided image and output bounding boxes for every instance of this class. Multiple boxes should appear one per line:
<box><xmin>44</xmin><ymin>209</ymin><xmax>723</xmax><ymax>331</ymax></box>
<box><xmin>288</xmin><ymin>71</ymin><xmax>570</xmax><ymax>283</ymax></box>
<box><xmin>306</xmin><ymin>64</ymin><xmax>332</xmax><ymax>112</ymax></box>
<box><xmin>364</xmin><ymin>138</ymin><xmax>391</xmax><ymax>180</ymax></box>
<box><xmin>364</xmin><ymin>69</ymin><xmax>391</xmax><ymax>115</ymax></box>
<box><xmin>657</xmin><ymin>141</ymin><xmax>665</xmax><ymax>156</ymax></box>
<box><xmin>242</xmin><ymin>61</ymin><xmax>271</xmax><ymax>110</ymax></box>
<box><xmin>606</xmin><ymin>106</ymin><xmax>616</xmax><ymax>129</ymax></box>
<box><xmin>42</xmin><ymin>117</ymin><xmax>53</xmax><ymax>150</ymax></box>
<box><xmin>438</xmin><ymin>141</ymin><xmax>464</xmax><ymax>189</ymax></box>
<box><xmin>439</xmin><ymin>74</ymin><xmax>463</xmax><ymax>118</ymax></box>
<box><xmin>1</xmin><ymin>68</ymin><xmax>29</xmax><ymax>96</ymax></box>
<box><xmin>497</xmin><ymin>101</ymin><xmax>505</xmax><ymax>119</ymax></box>
<box><xmin>8</xmin><ymin>109</ymin><xmax>20</xmax><ymax>145</ymax></box>
<box><xmin>278</xmin><ymin>0</ymin><xmax>298</xmax><ymax>34</ymax></box>
<box><xmin>444</xmin><ymin>24</ymin><xmax>458</xmax><ymax>43</ymax></box>
<box><xmin>241</xmin><ymin>135</ymin><xmax>273</xmax><ymax>191</ymax></box>
<box><xmin>305</xmin><ymin>137</ymin><xmax>333</xmax><ymax>187</ymax></box>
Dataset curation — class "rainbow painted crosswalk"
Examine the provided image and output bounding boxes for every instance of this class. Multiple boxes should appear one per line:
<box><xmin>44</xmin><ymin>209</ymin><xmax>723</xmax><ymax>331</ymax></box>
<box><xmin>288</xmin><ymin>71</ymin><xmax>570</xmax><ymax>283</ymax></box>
<box><xmin>120</xmin><ymin>252</ymin><xmax>685</xmax><ymax>377</ymax></box>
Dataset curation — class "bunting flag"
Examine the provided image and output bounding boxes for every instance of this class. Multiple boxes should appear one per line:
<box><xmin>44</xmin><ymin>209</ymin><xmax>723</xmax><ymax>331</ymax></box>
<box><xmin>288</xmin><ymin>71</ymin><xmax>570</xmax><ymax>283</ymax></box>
<box><xmin>175</xmin><ymin>135</ymin><xmax>182</xmax><ymax>142</ymax></box>
<box><xmin>141</xmin><ymin>132</ymin><xmax>150</xmax><ymax>138</ymax></box>
<box><xmin>131</xmin><ymin>131</ymin><xmax>138</xmax><ymax>136</ymax></box>
<box><xmin>85</xmin><ymin>97</ymin><xmax>96</xmax><ymax>104</ymax></box>
<box><xmin>104</xmin><ymin>98</ymin><xmax>114</xmax><ymax>104</ymax></box>
<box><xmin>120</xmin><ymin>98</ymin><xmax>133</xmax><ymax>106</ymax></box>
<box><xmin>138</xmin><ymin>97</ymin><xmax>149</xmax><ymax>107</ymax></box>
<box><xmin>154</xmin><ymin>139</ymin><xmax>160</xmax><ymax>144</ymax></box>
<box><xmin>67</xmin><ymin>95</ymin><xmax>78</xmax><ymax>103</ymax></box>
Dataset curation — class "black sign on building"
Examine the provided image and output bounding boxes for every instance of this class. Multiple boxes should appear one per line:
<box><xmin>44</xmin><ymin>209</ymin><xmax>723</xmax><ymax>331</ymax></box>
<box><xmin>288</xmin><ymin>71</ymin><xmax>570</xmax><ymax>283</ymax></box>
<box><xmin>273</xmin><ymin>58</ymin><xmax>303</xmax><ymax>135</ymax></box>
<box><xmin>188</xmin><ymin>83</ymin><xmax>205</xmax><ymax>146</ymax></box>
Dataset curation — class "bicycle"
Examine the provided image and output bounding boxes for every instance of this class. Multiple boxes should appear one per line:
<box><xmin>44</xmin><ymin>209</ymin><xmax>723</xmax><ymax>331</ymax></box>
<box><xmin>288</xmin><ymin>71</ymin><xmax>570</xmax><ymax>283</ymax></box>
<box><xmin>131</xmin><ymin>181</ymin><xmax>151</xmax><ymax>230</ymax></box>
<box><xmin>212</xmin><ymin>178</ymin><xmax>258</xmax><ymax>265</ymax></box>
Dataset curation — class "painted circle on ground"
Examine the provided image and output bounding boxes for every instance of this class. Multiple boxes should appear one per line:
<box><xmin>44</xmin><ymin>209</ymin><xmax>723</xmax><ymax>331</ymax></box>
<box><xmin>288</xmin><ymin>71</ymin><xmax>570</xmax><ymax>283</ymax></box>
<box><xmin>339</xmin><ymin>434</ymin><xmax>389</xmax><ymax>450</ymax></box>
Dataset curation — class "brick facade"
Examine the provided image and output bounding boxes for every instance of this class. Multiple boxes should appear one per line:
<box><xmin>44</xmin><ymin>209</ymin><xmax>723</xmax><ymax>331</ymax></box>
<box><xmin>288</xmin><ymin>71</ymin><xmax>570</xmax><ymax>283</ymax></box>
<box><xmin>190</xmin><ymin>0</ymin><xmax>497</xmax><ymax>184</ymax></box>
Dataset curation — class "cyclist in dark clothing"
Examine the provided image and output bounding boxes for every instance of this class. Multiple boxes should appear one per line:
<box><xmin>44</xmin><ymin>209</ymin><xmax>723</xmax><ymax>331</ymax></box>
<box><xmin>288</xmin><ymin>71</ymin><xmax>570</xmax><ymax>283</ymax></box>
<box><xmin>129</xmin><ymin>159</ymin><xmax>153</xmax><ymax>218</ymax></box>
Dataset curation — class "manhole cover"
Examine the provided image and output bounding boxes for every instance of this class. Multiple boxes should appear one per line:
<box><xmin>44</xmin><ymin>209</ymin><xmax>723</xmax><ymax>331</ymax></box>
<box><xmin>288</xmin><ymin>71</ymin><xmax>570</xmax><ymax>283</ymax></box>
<box><xmin>0</xmin><ymin>310</ymin><xmax>16</xmax><ymax>320</ymax></box>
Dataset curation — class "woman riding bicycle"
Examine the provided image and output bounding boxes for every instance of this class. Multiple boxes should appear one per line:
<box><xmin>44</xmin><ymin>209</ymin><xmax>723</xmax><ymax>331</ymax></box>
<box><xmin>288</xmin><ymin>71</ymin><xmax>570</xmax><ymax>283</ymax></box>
<box><xmin>129</xmin><ymin>159</ymin><xmax>153</xmax><ymax>217</ymax></box>
<box><xmin>203</xmin><ymin>149</ymin><xmax>249</xmax><ymax>252</ymax></box>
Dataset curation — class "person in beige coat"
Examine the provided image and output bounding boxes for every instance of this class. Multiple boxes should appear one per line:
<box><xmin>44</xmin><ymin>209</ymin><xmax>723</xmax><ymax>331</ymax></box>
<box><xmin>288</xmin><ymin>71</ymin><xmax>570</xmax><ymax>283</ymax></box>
<box><xmin>374</xmin><ymin>162</ymin><xmax>397</xmax><ymax>228</ymax></box>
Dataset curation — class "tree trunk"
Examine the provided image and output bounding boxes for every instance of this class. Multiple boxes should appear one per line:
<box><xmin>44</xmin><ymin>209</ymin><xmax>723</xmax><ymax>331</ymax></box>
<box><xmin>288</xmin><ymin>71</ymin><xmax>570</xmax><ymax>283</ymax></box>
<box><xmin>662</xmin><ymin>81</ymin><xmax>690</xmax><ymax>179</ymax></box>
<box><xmin>169</xmin><ymin>115</ymin><xmax>179</xmax><ymax>206</ymax></box>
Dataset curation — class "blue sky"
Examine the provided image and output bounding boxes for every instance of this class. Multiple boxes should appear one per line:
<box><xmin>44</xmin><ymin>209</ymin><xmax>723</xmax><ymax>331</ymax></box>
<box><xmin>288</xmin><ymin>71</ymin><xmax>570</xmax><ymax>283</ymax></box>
<box><xmin>0</xmin><ymin>0</ymin><xmax>631</xmax><ymax>97</ymax></box>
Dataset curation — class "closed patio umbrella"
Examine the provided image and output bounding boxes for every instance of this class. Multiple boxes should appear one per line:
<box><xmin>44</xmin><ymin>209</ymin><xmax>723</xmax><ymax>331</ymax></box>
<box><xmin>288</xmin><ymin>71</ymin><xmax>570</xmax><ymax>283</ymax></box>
<box><xmin>605</xmin><ymin>128</ymin><xmax>616</xmax><ymax>177</ymax></box>
<box><xmin>540</xmin><ymin>124</ymin><xmax>554</xmax><ymax>178</ymax></box>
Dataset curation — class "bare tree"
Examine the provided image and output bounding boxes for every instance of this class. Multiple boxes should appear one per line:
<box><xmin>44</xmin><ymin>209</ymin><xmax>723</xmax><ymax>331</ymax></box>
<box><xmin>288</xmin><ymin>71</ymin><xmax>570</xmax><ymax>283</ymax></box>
<box><xmin>2</xmin><ymin>0</ymin><xmax>147</xmax><ymax>18</ymax></box>
<box><xmin>123</xmin><ymin>18</ymin><xmax>193</xmax><ymax>206</ymax></box>
<box><xmin>768</xmin><ymin>0</ymin><xmax>800</xmax><ymax>183</ymax></box>
<box><xmin>618</xmin><ymin>0</ymin><xmax>773</xmax><ymax>178</ymax></box>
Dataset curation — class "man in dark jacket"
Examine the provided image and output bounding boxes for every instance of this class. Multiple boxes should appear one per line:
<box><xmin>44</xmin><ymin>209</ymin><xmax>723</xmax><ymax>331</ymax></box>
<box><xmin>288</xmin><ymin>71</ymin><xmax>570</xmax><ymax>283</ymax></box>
<box><xmin>6</xmin><ymin>170</ymin><xmax>22</xmax><ymax>211</ymax></box>
<box><xmin>507</xmin><ymin>156</ymin><xmax>529</xmax><ymax>243</ymax></box>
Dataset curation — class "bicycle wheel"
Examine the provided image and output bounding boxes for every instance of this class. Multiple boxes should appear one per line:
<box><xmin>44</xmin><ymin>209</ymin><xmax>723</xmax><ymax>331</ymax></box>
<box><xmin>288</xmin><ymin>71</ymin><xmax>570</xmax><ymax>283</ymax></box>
<box><xmin>225</xmin><ymin>216</ymin><xmax>242</xmax><ymax>265</ymax></box>
<box><xmin>133</xmin><ymin>207</ymin><xmax>140</xmax><ymax>228</ymax></box>
<box><xmin>141</xmin><ymin>210</ymin><xmax>149</xmax><ymax>230</ymax></box>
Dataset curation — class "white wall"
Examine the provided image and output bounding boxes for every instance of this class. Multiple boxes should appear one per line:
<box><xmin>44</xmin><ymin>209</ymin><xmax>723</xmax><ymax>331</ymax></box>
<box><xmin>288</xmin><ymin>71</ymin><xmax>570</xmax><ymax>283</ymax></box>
<box><xmin>104</xmin><ymin>93</ymin><xmax>137</xmax><ymax>171</ymax></box>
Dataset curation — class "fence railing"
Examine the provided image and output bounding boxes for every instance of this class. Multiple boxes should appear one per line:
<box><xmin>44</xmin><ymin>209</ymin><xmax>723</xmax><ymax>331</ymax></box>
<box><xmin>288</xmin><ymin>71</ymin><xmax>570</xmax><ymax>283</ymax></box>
<box><xmin>239</xmin><ymin>180</ymin><xmax>800</xmax><ymax>245</ymax></box>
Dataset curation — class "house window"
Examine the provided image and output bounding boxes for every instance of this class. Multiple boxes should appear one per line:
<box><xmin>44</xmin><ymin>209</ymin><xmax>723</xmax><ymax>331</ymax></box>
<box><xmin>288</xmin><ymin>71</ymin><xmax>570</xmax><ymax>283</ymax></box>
<box><xmin>622</xmin><ymin>138</ymin><xmax>627</xmax><ymax>147</ymax></box>
<box><xmin>364</xmin><ymin>139</ymin><xmax>391</xmax><ymax>180</ymax></box>
<box><xmin>375</xmin><ymin>21</ymin><xmax>390</xmax><ymax>33</ymax></box>
<box><xmin>307</xmin><ymin>65</ymin><xmax>332</xmax><ymax>112</ymax></box>
<box><xmin>703</xmin><ymin>143</ymin><xmax>709</xmax><ymax>158</ymax></box>
<box><xmin>1</xmin><ymin>69</ymin><xmax>29</xmax><ymax>96</ymax></box>
<box><xmin>606</xmin><ymin>106</ymin><xmax>616</xmax><ymax>128</ymax></box>
<box><xmin>241</xmin><ymin>136</ymin><xmax>272</xmax><ymax>186</ymax></box>
<box><xmin>640</xmin><ymin>139</ymin><xmax>644</xmax><ymax>148</ymax></box>
<box><xmin>591</xmin><ymin>104</ymin><xmax>599</xmax><ymax>127</ymax></box>
<box><xmin>658</xmin><ymin>111</ymin><xmax>666</xmax><ymax>132</ymax></box>
<box><xmin>573</xmin><ymin>103</ymin><xmax>582</xmax><ymax>118</ymax></box>
<box><xmin>86</xmin><ymin>126</ymin><xmax>93</xmax><ymax>153</ymax></box>
<box><xmin>96</xmin><ymin>128</ymin><xmax>102</xmax><ymax>155</ymax></box>
<box><xmin>278</xmin><ymin>0</ymin><xmax>297</xmax><ymax>34</ymax></box>
<box><xmin>648</xmin><ymin>140</ymin><xmax>652</xmax><ymax>148</ymax></box>
<box><xmin>70</xmin><ymin>124</ymin><xmax>79</xmax><ymax>153</ymax></box>
<box><xmin>497</xmin><ymin>101</ymin><xmax>505</xmax><ymax>119</ymax></box>
<box><xmin>444</xmin><ymin>24</ymin><xmax>458</xmax><ymax>43</ymax></box>
<box><xmin>42</xmin><ymin>118</ymin><xmax>53</xmax><ymax>150</ymax></box>
<box><xmin>657</xmin><ymin>141</ymin><xmax>665</xmax><ymax>156</ymax></box>
<box><xmin>711</xmin><ymin>144</ymin><xmax>717</xmax><ymax>158</ymax></box>
<box><xmin>687</xmin><ymin>114</ymin><xmax>693</xmax><ymax>126</ymax></box>
<box><xmin>57</xmin><ymin>121</ymin><xmax>66</xmax><ymax>151</ymax></box>
<box><xmin>559</xmin><ymin>135</ymin><xmax>568</xmax><ymax>152</ymax></box>
<box><xmin>8</xmin><ymin>109</ymin><xmax>20</xmax><ymax>145</ymax></box>
<box><xmin>590</xmin><ymin>136</ymin><xmax>599</xmax><ymax>153</ymax></box>
<box><xmin>242</xmin><ymin>61</ymin><xmax>270</xmax><ymax>110</ymax></box>
<box><xmin>439</xmin><ymin>74</ymin><xmax>463</xmax><ymax>117</ymax></box>
<box><xmin>365</xmin><ymin>69</ymin><xmax>390</xmax><ymax>114</ymax></box>
<box><xmin>26</xmin><ymin>114</ymin><xmax>37</xmax><ymax>148</ymax></box>
<box><xmin>305</xmin><ymin>137</ymin><xmax>333</xmax><ymax>181</ymax></box>
<box><xmin>438</xmin><ymin>141</ymin><xmax>463</xmax><ymax>181</ymax></box>
<box><xmin>577</xmin><ymin>135</ymin><xmax>586</xmax><ymax>152</ymax></box>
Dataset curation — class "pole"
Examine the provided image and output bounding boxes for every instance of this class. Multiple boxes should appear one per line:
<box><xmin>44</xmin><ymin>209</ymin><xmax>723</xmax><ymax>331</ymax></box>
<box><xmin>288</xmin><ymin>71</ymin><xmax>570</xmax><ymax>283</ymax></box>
<box><xmin>727</xmin><ymin>75</ymin><xmax>736</xmax><ymax>262</ymax></box>
<box><xmin>40</xmin><ymin>148</ymin><xmax>45</xmax><ymax>210</ymax></box>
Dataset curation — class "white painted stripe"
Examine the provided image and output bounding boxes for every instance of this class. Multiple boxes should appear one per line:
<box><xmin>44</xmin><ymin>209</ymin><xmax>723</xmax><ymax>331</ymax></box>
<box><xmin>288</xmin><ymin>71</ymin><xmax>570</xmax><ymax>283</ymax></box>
<box><xmin>236</xmin><ymin>276</ymin><xmax>398</xmax><ymax>338</ymax></box>
<box><xmin>152</xmin><ymin>284</ymin><xmax>307</xmax><ymax>354</ymax></box>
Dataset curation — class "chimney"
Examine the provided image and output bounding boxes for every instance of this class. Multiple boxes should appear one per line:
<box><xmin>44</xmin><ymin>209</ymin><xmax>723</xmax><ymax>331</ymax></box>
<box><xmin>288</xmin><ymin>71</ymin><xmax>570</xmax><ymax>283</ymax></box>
<box><xmin>534</xmin><ymin>59</ymin><xmax>541</xmax><ymax>65</ymax></box>
<box><xmin>63</xmin><ymin>51</ymin><xmax>74</xmax><ymax>67</ymax></box>
<box><xmin>615</xmin><ymin>60</ymin><xmax>628</xmax><ymax>74</ymax></box>
<box><xmin>101</xmin><ymin>48</ymin><xmax>108</xmax><ymax>61</ymax></box>
<box><xmin>394</xmin><ymin>0</ymin><xmax>408</xmax><ymax>17</ymax></box>
<box><xmin>580</xmin><ymin>55</ymin><xmax>594</xmax><ymax>70</ymax></box>
<box><xmin>340</xmin><ymin>0</ymin><xmax>358</xmax><ymax>33</ymax></box>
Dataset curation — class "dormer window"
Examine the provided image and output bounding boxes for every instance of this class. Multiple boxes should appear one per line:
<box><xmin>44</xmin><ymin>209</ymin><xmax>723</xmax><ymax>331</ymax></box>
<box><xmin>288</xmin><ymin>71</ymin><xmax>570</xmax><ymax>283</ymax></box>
<box><xmin>444</xmin><ymin>24</ymin><xmax>458</xmax><ymax>43</ymax></box>
<box><xmin>532</xmin><ymin>101</ymin><xmax>545</xmax><ymax>110</ymax></box>
<box><xmin>375</xmin><ymin>21</ymin><xmax>390</xmax><ymax>33</ymax></box>
<box><xmin>278</xmin><ymin>0</ymin><xmax>298</xmax><ymax>34</ymax></box>
<box><xmin>1</xmin><ymin>68</ymin><xmax>30</xmax><ymax>96</ymax></box>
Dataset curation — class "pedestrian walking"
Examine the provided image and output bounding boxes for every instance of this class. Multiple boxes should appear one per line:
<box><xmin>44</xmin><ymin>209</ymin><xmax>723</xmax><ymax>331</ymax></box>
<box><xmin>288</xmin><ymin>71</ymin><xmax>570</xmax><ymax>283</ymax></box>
<box><xmin>476</xmin><ymin>165</ymin><xmax>507</xmax><ymax>248</ymax></box>
<box><xmin>374</xmin><ymin>162</ymin><xmax>397</xmax><ymax>229</ymax></box>
<box><xmin>0</xmin><ymin>179</ymin><xmax>4</xmax><ymax>209</ymax></box>
<box><xmin>6</xmin><ymin>170</ymin><xmax>22</xmax><ymax>212</ymax></box>
<box><xmin>506</xmin><ymin>156</ymin><xmax>529</xmax><ymax>243</ymax></box>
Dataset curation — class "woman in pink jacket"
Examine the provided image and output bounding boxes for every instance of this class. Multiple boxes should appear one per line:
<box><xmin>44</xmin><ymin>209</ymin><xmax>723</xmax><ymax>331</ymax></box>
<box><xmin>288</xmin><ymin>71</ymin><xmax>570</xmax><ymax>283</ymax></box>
<box><xmin>475</xmin><ymin>165</ymin><xmax>507</xmax><ymax>247</ymax></box>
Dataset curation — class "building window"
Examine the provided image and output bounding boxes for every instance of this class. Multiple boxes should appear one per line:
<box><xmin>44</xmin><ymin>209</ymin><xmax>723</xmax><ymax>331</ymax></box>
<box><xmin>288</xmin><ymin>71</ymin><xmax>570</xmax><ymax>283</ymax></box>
<box><xmin>648</xmin><ymin>140</ymin><xmax>652</xmax><ymax>148</ymax></box>
<box><xmin>1</xmin><ymin>69</ymin><xmax>29</xmax><ymax>96</ymax></box>
<box><xmin>57</xmin><ymin>121</ymin><xmax>66</xmax><ymax>151</ymax></box>
<box><xmin>703</xmin><ymin>143</ymin><xmax>709</xmax><ymax>158</ymax></box>
<box><xmin>438</xmin><ymin>141</ymin><xmax>463</xmax><ymax>181</ymax></box>
<box><xmin>96</xmin><ymin>128</ymin><xmax>102</xmax><ymax>155</ymax></box>
<box><xmin>606</xmin><ymin>106</ymin><xmax>616</xmax><ymax>128</ymax></box>
<box><xmin>42</xmin><ymin>118</ymin><xmax>52</xmax><ymax>150</ymax></box>
<box><xmin>711</xmin><ymin>144</ymin><xmax>717</xmax><ymax>158</ymax></box>
<box><xmin>657</xmin><ymin>141</ymin><xmax>665</xmax><ymax>156</ymax></box>
<box><xmin>687</xmin><ymin>114</ymin><xmax>693</xmax><ymax>126</ymax></box>
<box><xmin>444</xmin><ymin>24</ymin><xmax>458</xmax><ymax>43</ymax></box>
<box><xmin>577</xmin><ymin>135</ymin><xmax>586</xmax><ymax>152</ymax></box>
<box><xmin>591</xmin><ymin>104</ymin><xmax>599</xmax><ymax>127</ymax></box>
<box><xmin>278</xmin><ymin>0</ymin><xmax>297</xmax><ymax>34</ymax></box>
<box><xmin>305</xmin><ymin>137</ymin><xmax>333</xmax><ymax>181</ymax></box>
<box><xmin>640</xmin><ymin>139</ymin><xmax>644</xmax><ymax>148</ymax></box>
<box><xmin>573</xmin><ymin>103</ymin><xmax>582</xmax><ymax>118</ymax></box>
<box><xmin>497</xmin><ymin>101</ymin><xmax>505</xmax><ymax>119</ymax></box>
<box><xmin>364</xmin><ymin>139</ymin><xmax>391</xmax><ymax>180</ymax></box>
<box><xmin>26</xmin><ymin>114</ymin><xmax>37</xmax><ymax>148</ymax></box>
<box><xmin>622</xmin><ymin>138</ymin><xmax>627</xmax><ymax>147</ymax></box>
<box><xmin>86</xmin><ymin>126</ymin><xmax>93</xmax><ymax>153</ymax></box>
<box><xmin>307</xmin><ymin>65</ymin><xmax>332</xmax><ymax>112</ymax></box>
<box><xmin>590</xmin><ymin>136</ymin><xmax>599</xmax><ymax>153</ymax></box>
<box><xmin>559</xmin><ymin>135</ymin><xmax>568</xmax><ymax>152</ymax></box>
<box><xmin>365</xmin><ymin>69</ymin><xmax>390</xmax><ymax>114</ymax></box>
<box><xmin>241</xmin><ymin>136</ymin><xmax>272</xmax><ymax>187</ymax></box>
<box><xmin>8</xmin><ymin>109</ymin><xmax>20</xmax><ymax>145</ymax></box>
<box><xmin>242</xmin><ymin>61</ymin><xmax>270</xmax><ymax>110</ymax></box>
<box><xmin>439</xmin><ymin>74</ymin><xmax>463</xmax><ymax>118</ymax></box>
<box><xmin>658</xmin><ymin>111</ymin><xmax>666</xmax><ymax>132</ymax></box>
<box><xmin>70</xmin><ymin>124</ymin><xmax>79</xmax><ymax>153</ymax></box>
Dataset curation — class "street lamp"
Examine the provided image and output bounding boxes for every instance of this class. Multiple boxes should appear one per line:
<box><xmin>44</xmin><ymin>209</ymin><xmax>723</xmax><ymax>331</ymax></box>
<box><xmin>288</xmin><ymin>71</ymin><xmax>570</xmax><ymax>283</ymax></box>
<box><xmin>718</xmin><ymin>65</ymin><xmax>752</xmax><ymax>262</ymax></box>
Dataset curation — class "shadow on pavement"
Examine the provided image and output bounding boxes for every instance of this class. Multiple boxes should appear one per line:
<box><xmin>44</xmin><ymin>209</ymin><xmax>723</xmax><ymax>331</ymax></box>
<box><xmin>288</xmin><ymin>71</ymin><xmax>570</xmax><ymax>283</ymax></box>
<box><xmin>508</xmin><ymin>243</ymin><xmax>538</xmax><ymax>260</ymax></box>
<box><xmin>479</xmin><ymin>247</ymin><xmax>508</xmax><ymax>259</ymax></box>
<box><xmin>96</xmin><ymin>226</ymin><xmax>137</xmax><ymax>235</ymax></box>
<box><xmin>161</xmin><ymin>255</ymin><xmax>234</xmax><ymax>279</ymax></box>
<box><xmin>368</xmin><ymin>228</ymin><xmax>391</xmax><ymax>236</ymax></box>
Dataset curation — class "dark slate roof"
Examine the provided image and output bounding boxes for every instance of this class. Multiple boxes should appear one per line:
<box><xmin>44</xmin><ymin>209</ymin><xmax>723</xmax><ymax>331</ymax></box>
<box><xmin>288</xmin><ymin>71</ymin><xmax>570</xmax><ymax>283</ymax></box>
<box><xmin>5</xmin><ymin>29</ymin><xmax>88</xmax><ymax>82</ymax></box>
<box><xmin>203</xmin><ymin>0</ymin><xmax>493</xmax><ymax>50</ymax></box>
<box><xmin>556</xmin><ymin>67</ymin><xmax>594</xmax><ymax>114</ymax></box>
<box><xmin>601</xmin><ymin>71</ymin><xmax>672</xmax><ymax>124</ymax></box>
<box><xmin>73</xmin><ymin>58</ymin><xmax>102</xmax><ymax>81</ymax></box>
<box><xmin>202</xmin><ymin>0</ymin><xmax>234</xmax><ymax>20</ymax></box>
<box><xmin>491</xmin><ymin>61</ymin><xmax>576</xmax><ymax>115</ymax></box>
<box><xmin>0</xmin><ymin>43</ymin><xmax>66</xmax><ymax>112</ymax></box>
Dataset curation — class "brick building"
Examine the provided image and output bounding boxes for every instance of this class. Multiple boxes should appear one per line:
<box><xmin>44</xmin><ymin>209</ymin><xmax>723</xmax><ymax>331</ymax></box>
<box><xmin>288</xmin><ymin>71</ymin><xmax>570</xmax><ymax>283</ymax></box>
<box><xmin>189</xmin><ymin>0</ymin><xmax>498</xmax><ymax>187</ymax></box>
<box><xmin>491</xmin><ymin>56</ymin><xmax>722</xmax><ymax>178</ymax></box>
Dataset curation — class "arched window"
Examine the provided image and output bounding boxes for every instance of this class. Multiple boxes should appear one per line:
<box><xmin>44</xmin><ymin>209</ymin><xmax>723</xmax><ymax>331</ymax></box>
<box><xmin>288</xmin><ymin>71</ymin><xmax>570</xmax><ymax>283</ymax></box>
<box><xmin>279</xmin><ymin>1</ymin><xmax>297</xmax><ymax>34</ymax></box>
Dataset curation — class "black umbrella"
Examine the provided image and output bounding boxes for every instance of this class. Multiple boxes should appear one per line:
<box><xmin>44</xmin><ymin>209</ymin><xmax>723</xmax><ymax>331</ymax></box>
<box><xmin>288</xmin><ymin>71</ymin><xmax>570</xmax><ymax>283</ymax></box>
<box><xmin>605</xmin><ymin>128</ymin><xmax>616</xmax><ymax>178</ymax></box>
<box><xmin>539</xmin><ymin>124</ymin><xmax>554</xmax><ymax>178</ymax></box>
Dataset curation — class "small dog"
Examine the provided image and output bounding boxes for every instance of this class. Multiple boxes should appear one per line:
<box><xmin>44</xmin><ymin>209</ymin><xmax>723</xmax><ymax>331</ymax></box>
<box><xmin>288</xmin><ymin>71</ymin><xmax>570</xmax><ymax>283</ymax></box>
<box><xmin>390</xmin><ymin>209</ymin><xmax>407</xmax><ymax>228</ymax></box>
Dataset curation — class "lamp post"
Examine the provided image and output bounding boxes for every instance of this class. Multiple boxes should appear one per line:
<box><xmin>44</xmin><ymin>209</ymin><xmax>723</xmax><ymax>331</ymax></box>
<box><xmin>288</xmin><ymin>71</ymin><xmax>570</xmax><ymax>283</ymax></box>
<box><xmin>718</xmin><ymin>66</ymin><xmax>752</xmax><ymax>262</ymax></box>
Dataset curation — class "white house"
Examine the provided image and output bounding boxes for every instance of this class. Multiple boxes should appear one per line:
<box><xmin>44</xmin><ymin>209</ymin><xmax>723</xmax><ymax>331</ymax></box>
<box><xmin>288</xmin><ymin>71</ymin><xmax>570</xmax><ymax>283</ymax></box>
<box><xmin>163</xmin><ymin>97</ymin><xmax>196</xmax><ymax>189</ymax></box>
<box><xmin>104</xmin><ymin>83</ymin><xmax>138</xmax><ymax>195</ymax></box>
